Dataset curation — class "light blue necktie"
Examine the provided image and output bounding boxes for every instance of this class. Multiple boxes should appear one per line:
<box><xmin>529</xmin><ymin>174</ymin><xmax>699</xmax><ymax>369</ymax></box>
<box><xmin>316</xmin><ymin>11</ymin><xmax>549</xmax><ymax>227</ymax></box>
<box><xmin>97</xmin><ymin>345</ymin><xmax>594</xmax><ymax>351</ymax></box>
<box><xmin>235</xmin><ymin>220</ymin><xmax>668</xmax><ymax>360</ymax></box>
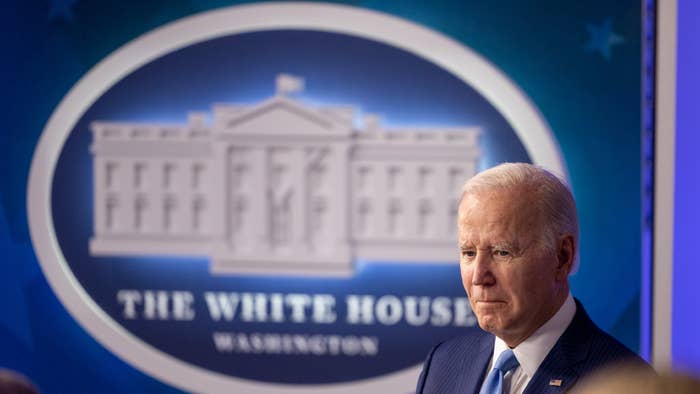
<box><xmin>478</xmin><ymin>349</ymin><xmax>520</xmax><ymax>394</ymax></box>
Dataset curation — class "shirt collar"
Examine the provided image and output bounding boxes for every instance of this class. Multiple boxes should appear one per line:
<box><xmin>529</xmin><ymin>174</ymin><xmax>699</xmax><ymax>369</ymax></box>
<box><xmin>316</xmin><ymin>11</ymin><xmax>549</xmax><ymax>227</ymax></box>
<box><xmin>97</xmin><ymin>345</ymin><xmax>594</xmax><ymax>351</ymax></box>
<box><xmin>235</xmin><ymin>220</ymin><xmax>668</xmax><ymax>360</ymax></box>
<box><xmin>492</xmin><ymin>293</ymin><xmax>576</xmax><ymax>378</ymax></box>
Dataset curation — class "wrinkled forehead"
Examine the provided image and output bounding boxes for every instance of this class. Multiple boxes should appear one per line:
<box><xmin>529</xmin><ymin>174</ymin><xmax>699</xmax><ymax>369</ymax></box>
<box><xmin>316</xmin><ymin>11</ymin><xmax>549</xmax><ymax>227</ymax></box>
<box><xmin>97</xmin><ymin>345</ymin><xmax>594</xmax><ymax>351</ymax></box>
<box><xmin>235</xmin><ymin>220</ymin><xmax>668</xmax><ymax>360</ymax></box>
<box><xmin>458</xmin><ymin>187</ymin><xmax>535</xmax><ymax>216</ymax></box>
<box><xmin>457</xmin><ymin>189</ymin><xmax>541</xmax><ymax>242</ymax></box>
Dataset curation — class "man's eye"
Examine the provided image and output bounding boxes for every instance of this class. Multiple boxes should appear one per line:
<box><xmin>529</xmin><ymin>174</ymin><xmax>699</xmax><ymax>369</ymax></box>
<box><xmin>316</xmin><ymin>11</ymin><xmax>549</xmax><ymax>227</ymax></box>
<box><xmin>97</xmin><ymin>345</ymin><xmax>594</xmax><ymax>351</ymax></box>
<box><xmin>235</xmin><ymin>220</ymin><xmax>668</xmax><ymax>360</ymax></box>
<box><xmin>462</xmin><ymin>250</ymin><xmax>476</xmax><ymax>258</ymax></box>
<box><xmin>494</xmin><ymin>250</ymin><xmax>510</xmax><ymax>257</ymax></box>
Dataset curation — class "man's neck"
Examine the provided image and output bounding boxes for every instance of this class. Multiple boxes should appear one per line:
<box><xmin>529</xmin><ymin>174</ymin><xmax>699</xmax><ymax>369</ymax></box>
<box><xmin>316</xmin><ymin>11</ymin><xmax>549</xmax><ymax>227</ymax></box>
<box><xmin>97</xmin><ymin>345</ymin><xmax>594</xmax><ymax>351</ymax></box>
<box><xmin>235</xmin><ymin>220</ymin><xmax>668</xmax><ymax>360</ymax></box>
<box><xmin>501</xmin><ymin>288</ymin><xmax>570</xmax><ymax>347</ymax></box>
<box><xmin>491</xmin><ymin>294</ymin><xmax>577</xmax><ymax>387</ymax></box>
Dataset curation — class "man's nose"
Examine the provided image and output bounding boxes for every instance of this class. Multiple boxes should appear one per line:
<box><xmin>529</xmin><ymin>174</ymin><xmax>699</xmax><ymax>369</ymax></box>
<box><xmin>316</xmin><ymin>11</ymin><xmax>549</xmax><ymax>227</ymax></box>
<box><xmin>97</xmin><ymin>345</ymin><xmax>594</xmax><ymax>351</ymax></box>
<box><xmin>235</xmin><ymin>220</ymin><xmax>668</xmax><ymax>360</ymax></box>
<box><xmin>472</xmin><ymin>253</ymin><xmax>495</xmax><ymax>286</ymax></box>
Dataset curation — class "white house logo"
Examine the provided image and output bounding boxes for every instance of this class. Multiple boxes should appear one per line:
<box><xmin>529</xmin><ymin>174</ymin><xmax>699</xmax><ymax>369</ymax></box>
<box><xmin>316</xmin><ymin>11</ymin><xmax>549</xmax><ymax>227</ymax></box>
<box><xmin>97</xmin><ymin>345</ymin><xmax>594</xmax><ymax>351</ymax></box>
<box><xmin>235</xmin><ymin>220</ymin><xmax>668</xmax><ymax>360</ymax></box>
<box><xmin>90</xmin><ymin>74</ymin><xmax>480</xmax><ymax>276</ymax></box>
<box><xmin>27</xmin><ymin>3</ymin><xmax>566</xmax><ymax>394</ymax></box>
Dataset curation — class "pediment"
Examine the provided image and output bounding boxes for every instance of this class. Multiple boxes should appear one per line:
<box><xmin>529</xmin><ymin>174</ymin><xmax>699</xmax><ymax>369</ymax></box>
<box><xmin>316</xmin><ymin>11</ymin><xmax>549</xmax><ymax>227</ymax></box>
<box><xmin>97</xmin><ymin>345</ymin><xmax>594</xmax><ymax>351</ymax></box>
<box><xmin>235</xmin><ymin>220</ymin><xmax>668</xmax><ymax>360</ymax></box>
<box><xmin>220</xmin><ymin>97</ymin><xmax>351</xmax><ymax>137</ymax></box>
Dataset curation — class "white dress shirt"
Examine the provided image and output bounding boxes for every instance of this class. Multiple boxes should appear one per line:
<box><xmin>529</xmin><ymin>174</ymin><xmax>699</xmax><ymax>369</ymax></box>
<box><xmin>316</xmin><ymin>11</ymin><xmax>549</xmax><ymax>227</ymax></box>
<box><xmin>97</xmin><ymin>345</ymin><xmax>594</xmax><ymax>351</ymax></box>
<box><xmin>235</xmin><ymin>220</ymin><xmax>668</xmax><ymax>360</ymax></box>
<box><xmin>479</xmin><ymin>293</ymin><xmax>576</xmax><ymax>394</ymax></box>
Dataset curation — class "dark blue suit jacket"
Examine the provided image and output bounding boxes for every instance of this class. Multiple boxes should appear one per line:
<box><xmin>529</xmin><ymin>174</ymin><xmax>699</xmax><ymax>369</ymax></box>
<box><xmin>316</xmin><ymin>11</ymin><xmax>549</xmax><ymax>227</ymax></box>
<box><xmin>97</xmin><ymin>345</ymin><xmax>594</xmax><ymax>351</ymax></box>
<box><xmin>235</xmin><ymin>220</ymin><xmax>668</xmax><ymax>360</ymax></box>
<box><xmin>416</xmin><ymin>300</ymin><xmax>648</xmax><ymax>394</ymax></box>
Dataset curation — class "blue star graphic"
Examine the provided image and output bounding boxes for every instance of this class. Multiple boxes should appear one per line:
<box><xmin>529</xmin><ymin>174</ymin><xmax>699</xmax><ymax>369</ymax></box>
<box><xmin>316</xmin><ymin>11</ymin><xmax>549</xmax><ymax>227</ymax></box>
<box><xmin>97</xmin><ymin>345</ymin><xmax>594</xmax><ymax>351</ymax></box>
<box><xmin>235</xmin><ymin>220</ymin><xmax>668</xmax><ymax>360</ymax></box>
<box><xmin>49</xmin><ymin>0</ymin><xmax>79</xmax><ymax>22</ymax></box>
<box><xmin>584</xmin><ymin>18</ymin><xmax>624</xmax><ymax>61</ymax></box>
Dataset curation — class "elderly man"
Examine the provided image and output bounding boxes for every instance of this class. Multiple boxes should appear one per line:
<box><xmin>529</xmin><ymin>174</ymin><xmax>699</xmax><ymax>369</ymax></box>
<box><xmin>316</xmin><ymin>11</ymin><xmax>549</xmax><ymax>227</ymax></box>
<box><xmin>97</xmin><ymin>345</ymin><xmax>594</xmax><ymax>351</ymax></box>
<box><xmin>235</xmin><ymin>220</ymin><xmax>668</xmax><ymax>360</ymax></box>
<box><xmin>416</xmin><ymin>163</ymin><xmax>648</xmax><ymax>394</ymax></box>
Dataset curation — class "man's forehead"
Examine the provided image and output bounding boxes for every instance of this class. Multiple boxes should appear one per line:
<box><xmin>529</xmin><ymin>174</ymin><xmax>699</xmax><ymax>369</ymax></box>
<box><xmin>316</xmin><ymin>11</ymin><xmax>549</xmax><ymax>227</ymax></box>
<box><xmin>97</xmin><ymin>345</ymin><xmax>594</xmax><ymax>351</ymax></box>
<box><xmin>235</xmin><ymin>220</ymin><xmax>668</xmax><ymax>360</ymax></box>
<box><xmin>458</xmin><ymin>192</ymin><xmax>521</xmax><ymax>221</ymax></box>
<box><xmin>458</xmin><ymin>190</ymin><xmax>541</xmax><ymax>236</ymax></box>
<box><xmin>458</xmin><ymin>222</ymin><xmax>516</xmax><ymax>241</ymax></box>
<box><xmin>459</xmin><ymin>189</ymin><xmax>530</xmax><ymax>217</ymax></box>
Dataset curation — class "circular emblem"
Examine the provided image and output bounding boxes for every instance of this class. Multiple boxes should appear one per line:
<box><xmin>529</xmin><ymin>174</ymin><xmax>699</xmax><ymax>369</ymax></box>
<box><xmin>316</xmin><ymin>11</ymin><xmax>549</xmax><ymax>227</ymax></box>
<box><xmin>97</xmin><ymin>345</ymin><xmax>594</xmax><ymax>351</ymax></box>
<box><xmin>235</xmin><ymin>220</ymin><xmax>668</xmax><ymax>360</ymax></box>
<box><xmin>28</xmin><ymin>3</ymin><xmax>565</xmax><ymax>393</ymax></box>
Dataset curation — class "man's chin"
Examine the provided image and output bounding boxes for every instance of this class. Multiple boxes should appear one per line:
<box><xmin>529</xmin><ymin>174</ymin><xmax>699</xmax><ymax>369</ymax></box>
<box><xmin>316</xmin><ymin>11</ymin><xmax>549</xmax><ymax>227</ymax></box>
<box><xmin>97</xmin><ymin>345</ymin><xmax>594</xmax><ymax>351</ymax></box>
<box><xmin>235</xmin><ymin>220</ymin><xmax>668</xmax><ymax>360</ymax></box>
<box><xmin>475</xmin><ymin>317</ymin><xmax>501</xmax><ymax>333</ymax></box>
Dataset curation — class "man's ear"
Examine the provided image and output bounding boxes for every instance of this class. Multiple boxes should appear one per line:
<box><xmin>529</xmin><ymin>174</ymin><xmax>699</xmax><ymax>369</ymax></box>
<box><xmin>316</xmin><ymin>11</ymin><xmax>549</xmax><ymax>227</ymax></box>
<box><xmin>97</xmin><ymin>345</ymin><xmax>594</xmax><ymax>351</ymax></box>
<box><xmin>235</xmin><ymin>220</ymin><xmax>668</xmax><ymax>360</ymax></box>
<box><xmin>556</xmin><ymin>235</ymin><xmax>575</xmax><ymax>280</ymax></box>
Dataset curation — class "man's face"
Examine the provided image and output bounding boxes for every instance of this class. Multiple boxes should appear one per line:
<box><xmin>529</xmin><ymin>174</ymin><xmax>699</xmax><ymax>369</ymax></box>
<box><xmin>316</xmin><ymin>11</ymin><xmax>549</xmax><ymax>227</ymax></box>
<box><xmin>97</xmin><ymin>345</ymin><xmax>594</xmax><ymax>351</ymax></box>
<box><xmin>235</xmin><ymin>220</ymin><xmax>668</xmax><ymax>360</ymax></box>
<box><xmin>457</xmin><ymin>189</ymin><xmax>572</xmax><ymax>346</ymax></box>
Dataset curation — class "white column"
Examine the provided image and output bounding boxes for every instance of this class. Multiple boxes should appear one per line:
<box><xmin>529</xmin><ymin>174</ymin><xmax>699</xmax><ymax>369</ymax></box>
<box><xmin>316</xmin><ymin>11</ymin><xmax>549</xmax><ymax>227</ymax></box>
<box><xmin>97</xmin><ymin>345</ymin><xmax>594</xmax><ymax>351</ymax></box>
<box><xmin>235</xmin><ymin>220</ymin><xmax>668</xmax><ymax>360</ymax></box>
<box><xmin>293</xmin><ymin>147</ymin><xmax>306</xmax><ymax>250</ymax></box>
<box><xmin>211</xmin><ymin>142</ymin><xmax>227</xmax><ymax>242</ymax></box>
<box><xmin>94</xmin><ymin>157</ymin><xmax>105</xmax><ymax>236</ymax></box>
<box><xmin>122</xmin><ymin>157</ymin><xmax>135</xmax><ymax>234</ymax></box>
<box><xmin>335</xmin><ymin>143</ymin><xmax>351</xmax><ymax>245</ymax></box>
<box><xmin>434</xmin><ymin>163</ymin><xmax>449</xmax><ymax>239</ymax></box>
<box><xmin>374</xmin><ymin>162</ymin><xmax>387</xmax><ymax>239</ymax></box>
<box><xmin>254</xmin><ymin>146</ymin><xmax>269</xmax><ymax>251</ymax></box>
<box><xmin>402</xmin><ymin>161</ymin><xmax>417</xmax><ymax>238</ymax></box>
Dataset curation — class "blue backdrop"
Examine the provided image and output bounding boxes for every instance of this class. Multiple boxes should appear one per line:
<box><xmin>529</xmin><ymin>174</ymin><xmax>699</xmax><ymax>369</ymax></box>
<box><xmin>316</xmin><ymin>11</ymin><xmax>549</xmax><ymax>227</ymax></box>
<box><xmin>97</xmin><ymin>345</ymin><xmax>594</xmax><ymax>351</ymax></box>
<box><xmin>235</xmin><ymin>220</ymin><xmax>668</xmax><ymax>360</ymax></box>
<box><xmin>1</xmin><ymin>1</ymin><xmax>644</xmax><ymax>392</ymax></box>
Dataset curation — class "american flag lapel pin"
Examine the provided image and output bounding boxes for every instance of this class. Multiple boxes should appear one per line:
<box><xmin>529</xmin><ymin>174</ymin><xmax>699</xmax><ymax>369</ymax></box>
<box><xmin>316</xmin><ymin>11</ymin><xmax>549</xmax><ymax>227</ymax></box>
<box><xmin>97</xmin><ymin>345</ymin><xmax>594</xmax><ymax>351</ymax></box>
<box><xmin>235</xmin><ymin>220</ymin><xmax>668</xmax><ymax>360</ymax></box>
<box><xmin>549</xmin><ymin>379</ymin><xmax>563</xmax><ymax>387</ymax></box>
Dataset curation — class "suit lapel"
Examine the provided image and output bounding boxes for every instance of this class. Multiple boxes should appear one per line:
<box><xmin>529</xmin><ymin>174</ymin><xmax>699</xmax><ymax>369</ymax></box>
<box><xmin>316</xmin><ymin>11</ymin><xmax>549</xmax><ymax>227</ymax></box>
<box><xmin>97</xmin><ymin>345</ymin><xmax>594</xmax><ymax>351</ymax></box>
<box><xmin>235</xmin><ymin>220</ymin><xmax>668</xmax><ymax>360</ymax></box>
<box><xmin>523</xmin><ymin>299</ymin><xmax>593</xmax><ymax>394</ymax></box>
<box><xmin>523</xmin><ymin>342</ymin><xmax>581</xmax><ymax>394</ymax></box>
<box><xmin>456</xmin><ymin>333</ymin><xmax>494</xmax><ymax>394</ymax></box>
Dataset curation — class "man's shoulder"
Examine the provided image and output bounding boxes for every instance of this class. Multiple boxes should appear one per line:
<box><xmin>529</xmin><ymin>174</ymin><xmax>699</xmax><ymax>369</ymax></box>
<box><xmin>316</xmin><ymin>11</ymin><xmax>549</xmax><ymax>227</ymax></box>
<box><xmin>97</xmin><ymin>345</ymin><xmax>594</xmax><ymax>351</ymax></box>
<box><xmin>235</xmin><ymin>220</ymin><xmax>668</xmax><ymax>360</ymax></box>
<box><xmin>416</xmin><ymin>329</ymin><xmax>494</xmax><ymax>394</ymax></box>
<box><xmin>424</xmin><ymin>329</ymin><xmax>494</xmax><ymax>373</ymax></box>
<box><xmin>585</xmin><ymin>322</ymin><xmax>649</xmax><ymax>367</ymax></box>
<box><xmin>518</xmin><ymin>300</ymin><xmax>650</xmax><ymax>393</ymax></box>
<box><xmin>431</xmin><ymin>328</ymin><xmax>492</xmax><ymax>357</ymax></box>
<box><xmin>421</xmin><ymin>328</ymin><xmax>493</xmax><ymax>375</ymax></box>
<box><xmin>567</xmin><ymin>300</ymin><xmax>650</xmax><ymax>371</ymax></box>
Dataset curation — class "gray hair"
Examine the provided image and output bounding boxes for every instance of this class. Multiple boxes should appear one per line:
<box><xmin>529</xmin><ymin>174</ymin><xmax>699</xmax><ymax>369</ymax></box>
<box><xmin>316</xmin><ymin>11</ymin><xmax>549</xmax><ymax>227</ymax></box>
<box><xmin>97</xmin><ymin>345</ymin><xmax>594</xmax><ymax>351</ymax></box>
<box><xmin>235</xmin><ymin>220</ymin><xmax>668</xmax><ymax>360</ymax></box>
<box><xmin>460</xmin><ymin>162</ymin><xmax>579</xmax><ymax>273</ymax></box>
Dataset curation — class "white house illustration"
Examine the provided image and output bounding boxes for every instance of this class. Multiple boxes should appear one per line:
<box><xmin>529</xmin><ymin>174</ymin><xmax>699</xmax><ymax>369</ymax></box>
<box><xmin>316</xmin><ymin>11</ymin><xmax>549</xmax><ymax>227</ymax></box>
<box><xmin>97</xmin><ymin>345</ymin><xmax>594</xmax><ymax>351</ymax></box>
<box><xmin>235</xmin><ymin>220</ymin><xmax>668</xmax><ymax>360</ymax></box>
<box><xmin>89</xmin><ymin>75</ymin><xmax>481</xmax><ymax>276</ymax></box>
